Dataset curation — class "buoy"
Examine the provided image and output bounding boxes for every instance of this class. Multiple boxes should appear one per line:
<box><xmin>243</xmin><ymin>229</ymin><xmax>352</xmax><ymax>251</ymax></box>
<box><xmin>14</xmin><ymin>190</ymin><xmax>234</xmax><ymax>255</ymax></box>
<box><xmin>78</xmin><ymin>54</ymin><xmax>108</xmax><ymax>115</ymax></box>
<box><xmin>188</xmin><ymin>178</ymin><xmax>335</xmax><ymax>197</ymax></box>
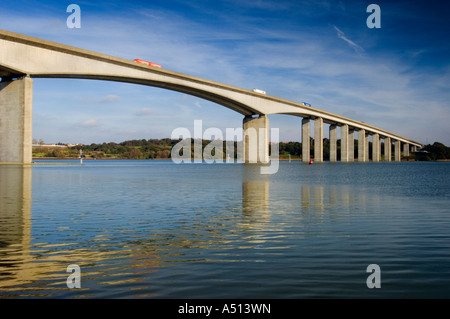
<box><xmin>309</xmin><ymin>160</ymin><xmax>313</xmax><ymax>165</ymax></box>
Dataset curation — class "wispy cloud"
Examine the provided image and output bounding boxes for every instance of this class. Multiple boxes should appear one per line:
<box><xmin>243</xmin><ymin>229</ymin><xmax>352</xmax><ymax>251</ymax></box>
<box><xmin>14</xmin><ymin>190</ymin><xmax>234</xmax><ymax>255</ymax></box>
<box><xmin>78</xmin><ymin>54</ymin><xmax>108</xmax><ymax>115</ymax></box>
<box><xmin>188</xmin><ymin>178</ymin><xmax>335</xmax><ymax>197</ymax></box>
<box><xmin>99</xmin><ymin>94</ymin><xmax>120</xmax><ymax>103</ymax></box>
<box><xmin>135</xmin><ymin>107</ymin><xmax>153</xmax><ymax>116</ymax></box>
<box><xmin>78</xmin><ymin>94</ymin><xmax>120</xmax><ymax>103</ymax></box>
<box><xmin>333</xmin><ymin>26</ymin><xmax>364</xmax><ymax>56</ymax></box>
<box><xmin>80</xmin><ymin>119</ymin><xmax>100</xmax><ymax>127</ymax></box>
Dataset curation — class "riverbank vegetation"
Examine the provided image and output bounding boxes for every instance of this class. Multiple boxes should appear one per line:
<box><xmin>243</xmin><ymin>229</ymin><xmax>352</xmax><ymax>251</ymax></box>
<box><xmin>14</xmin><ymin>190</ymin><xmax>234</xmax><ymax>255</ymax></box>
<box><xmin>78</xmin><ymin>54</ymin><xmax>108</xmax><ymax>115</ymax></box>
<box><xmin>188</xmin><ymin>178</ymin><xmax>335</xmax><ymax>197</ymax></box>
<box><xmin>32</xmin><ymin>139</ymin><xmax>450</xmax><ymax>161</ymax></box>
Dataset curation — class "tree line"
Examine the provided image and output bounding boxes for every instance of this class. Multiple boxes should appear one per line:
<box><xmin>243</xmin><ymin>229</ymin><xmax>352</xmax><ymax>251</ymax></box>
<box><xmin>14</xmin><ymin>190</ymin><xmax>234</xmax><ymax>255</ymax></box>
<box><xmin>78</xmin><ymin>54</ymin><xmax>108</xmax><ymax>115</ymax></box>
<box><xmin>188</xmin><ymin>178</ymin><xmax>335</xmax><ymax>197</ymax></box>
<box><xmin>32</xmin><ymin>138</ymin><xmax>450</xmax><ymax>161</ymax></box>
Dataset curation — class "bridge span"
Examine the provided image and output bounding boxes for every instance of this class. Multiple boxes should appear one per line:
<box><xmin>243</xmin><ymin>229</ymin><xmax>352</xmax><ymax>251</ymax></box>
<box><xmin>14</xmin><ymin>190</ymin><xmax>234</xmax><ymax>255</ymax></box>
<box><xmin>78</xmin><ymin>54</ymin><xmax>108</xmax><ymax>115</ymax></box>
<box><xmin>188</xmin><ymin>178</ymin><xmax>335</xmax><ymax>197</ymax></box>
<box><xmin>0</xmin><ymin>29</ymin><xmax>422</xmax><ymax>164</ymax></box>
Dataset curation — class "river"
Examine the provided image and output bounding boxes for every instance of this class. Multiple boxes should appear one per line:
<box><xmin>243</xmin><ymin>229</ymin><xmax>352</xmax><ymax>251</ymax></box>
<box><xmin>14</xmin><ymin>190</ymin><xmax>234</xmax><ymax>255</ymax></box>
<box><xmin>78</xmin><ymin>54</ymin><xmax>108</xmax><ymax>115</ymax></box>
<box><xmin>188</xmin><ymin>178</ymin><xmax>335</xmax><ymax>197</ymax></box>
<box><xmin>0</xmin><ymin>160</ymin><xmax>449</xmax><ymax>298</ymax></box>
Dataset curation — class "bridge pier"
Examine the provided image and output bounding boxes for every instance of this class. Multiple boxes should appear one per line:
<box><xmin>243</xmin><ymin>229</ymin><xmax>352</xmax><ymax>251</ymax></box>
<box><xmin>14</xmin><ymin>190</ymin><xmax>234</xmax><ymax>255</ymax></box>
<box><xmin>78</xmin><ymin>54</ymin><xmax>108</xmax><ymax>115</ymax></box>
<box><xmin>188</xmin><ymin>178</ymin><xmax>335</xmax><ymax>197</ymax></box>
<box><xmin>314</xmin><ymin>117</ymin><xmax>323</xmax><ymax>163</ymax></box>
<box><xmin>348</xmin><ymin>130</ymin><xmax>354</xmax><ymax>162</ymax></box>
<box><xmin>373</xmin><ymin>133</ymin><xmax>380</xmax><ymax>162</ymax></box>
<box><xmin>243</xmin><ymin>115</ymin><xmax>269</xmax><ymax>164</ymax></box>
<box><xmin>302</xmin><ymin>118</ymin><xmax>310</xmax><ymax>163</ymax></box>
<box><xmin>329</xmin><ymin>124</ymin><xmax>337</xmax><ymax>162</ymax></box>
<box><xmin>394</xmin><ymin>140</ymin><xmax>401</xmax><ymax>161</ymax></box>
<box><xmin>358</xmin><ymin>129</ymin><xmax>366</xmax><ymax>162</ymax></box>
<box><xmin>341</xmin><ymin>124</ymin><xmax>349</xmax><ymax>162</ymax></box>
<box><xmin>0</xmin><ymin>77</ymin><xmax>33</xmax><ymax>164</ymax></box>
<box><xmin>403</xmin><ymin>143</ymin><xmax>410</xmax><ymax>157</ymax></box>
<box><xmin>365</xmin><ymin>133</ymin><xmax>370</xmax><ymax>161</ymax></box>
<box><xmin>384</xmin><ymin>137</ymin><xmax>391</xmax><ymax>161</ymax></box>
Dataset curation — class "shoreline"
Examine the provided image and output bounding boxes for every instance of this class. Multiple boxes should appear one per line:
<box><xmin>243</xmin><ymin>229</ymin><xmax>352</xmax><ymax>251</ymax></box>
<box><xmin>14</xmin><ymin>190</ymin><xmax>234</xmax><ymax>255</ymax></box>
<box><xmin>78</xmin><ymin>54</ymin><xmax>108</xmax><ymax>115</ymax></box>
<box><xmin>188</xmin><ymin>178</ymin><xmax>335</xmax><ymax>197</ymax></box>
<box><xmin>32</xmin><ymin>157</ymin><xmax>303</xmax><ymax>161</ymax></box>
<box><xmin>31</xmin><ymin>157</ymin><xmax>450</xmax><ymax>162</ymax></box>
<box><xmin>33</xmin><ymin>157</ymin><xmax>172</xmax><ymax>160</ymax></box>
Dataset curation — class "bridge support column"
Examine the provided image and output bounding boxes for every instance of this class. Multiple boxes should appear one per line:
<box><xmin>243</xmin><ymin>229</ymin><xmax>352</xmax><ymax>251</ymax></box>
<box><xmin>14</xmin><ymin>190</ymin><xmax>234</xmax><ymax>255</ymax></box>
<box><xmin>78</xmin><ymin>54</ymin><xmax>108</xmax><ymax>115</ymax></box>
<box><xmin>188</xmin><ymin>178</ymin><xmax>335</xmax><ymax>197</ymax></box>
<box><xmin>358</xmin><ymin>129</ymin><xmax>366</xmax><ymax>162</ymax></box>
<box><xmin>348</xmin><ymin>130</ymin><xmax>354</xmax><ymax>162</ymax></box>
<box><xmin>403</xmin><ymin>143</ymin><xmax>410</xmax><ymax>157</ymax></box>
<box><xmin>365</xmin><ymin>133</ymin><xmax>370</xmax><ymax>161</ymax></box>
<box><xmin>384</xmin><ymin>137</ymin><xmax>391</xmax><ymax>161</ymax></box>
<box><xmin>0</xmin><ymin>77</ymin><xmax>33</xmax><ymax>164</ymax></box>
<box><xmin>243</xmin><ymin>115</ymin><xmax>269</xmax><ymax>164</ymax></box>
<box><xmin>373</xmin><ymin>134</ymin><xmax>380</xmax><ymax>162</ymax></box>
<box><xmin>302</xmin><ymin>118</ymin><xmax>310</xmax><ymax>163</ymax></box>
<box><xmin>314</xmin><ymin>118</ymin><xmax>323</xmax><ymax>163</ymax></box>
<box><xmin>394</xmin><ymin>140</ymin><xmax>401</xmax><ymax>161</ymax></box>
<box><xmin>341</xmin><ymin>124</ymin><xmax>349</xmax><ymax>162</ymax></box>
<box><xmin>329</xmin><ymin>124</ymin><xmax>337</xmax><ymax>162</ymax></box>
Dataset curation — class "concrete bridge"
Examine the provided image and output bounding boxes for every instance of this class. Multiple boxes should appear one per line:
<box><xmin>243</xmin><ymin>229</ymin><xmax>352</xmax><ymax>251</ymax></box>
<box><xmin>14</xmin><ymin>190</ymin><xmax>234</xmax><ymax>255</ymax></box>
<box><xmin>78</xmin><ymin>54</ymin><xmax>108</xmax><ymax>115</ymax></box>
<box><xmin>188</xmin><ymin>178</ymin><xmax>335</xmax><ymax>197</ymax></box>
<box><xmin>0</xmin><ymin>29</ymin><xmax>422</xmax><ymax>164</ymax></box>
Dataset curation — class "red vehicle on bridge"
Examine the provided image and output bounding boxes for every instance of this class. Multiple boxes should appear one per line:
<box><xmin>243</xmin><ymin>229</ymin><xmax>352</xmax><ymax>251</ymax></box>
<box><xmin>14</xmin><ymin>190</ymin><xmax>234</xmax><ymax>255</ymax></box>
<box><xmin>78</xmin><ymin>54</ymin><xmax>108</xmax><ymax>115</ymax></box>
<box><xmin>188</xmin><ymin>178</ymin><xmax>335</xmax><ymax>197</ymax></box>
<box><xmin>134</xmin><ymin>59</ymin><xmax>162</xmax><ymax>68</ymax></box>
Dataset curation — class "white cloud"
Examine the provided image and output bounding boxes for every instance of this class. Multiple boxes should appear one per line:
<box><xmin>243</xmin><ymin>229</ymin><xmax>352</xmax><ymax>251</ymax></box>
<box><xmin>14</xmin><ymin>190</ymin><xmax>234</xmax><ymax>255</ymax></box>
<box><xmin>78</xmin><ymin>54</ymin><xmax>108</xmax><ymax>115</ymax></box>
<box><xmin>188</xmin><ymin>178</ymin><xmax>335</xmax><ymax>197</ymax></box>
<box><xmin>80</xmin><ymin>119</ymin><xmax>100</xmax><ymax>127</ymax></box>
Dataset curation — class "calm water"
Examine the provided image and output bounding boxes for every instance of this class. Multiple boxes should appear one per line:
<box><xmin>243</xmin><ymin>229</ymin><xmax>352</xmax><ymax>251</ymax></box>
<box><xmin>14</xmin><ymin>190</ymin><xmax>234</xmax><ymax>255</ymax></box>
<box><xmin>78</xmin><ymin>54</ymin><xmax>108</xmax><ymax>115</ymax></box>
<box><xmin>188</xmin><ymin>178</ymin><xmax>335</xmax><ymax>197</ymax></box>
<box><xmin>0</xmin><ymin>160</ymin><xmax>449</xmax><ymax>299</ymax></box>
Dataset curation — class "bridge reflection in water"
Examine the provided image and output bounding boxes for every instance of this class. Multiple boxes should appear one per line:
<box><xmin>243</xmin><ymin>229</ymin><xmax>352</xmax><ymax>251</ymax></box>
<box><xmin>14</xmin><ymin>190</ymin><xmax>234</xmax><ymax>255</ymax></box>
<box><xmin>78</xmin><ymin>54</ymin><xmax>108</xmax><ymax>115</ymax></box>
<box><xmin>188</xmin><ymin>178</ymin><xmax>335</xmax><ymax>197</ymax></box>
<box><xmin>0</xmin><ymin>163</ymin><xmax>381</xmax><ymax>297</ymax></box>
<box><xmin>241</xmin><ymin>163</ymin><xmax>373</xmax><ymax>214</ymax></box>
<box><xmin>0</xmin><ymin>166</ymin><xmax>161</xmax><ymax>295</ymax></box>
<box><xmin>0</xmin><ymin>165</ymin><xmax>33</xmax><ymax>289</ymax></box>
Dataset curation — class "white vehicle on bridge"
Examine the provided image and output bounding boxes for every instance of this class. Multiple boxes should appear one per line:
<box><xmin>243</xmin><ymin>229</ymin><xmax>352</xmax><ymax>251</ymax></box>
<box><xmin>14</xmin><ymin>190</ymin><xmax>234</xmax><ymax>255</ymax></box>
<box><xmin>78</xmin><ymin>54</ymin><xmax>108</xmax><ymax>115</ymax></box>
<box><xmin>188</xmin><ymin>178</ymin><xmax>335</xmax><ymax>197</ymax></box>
<box><xmin>300</xmin><ymin>102</ymin><xmax>311</xmax><ymax>107</ymax></box>
<box><xmin>252</xmin><ymin>89</ymin><xmax>266</xmax><ymax>94</ymax></box>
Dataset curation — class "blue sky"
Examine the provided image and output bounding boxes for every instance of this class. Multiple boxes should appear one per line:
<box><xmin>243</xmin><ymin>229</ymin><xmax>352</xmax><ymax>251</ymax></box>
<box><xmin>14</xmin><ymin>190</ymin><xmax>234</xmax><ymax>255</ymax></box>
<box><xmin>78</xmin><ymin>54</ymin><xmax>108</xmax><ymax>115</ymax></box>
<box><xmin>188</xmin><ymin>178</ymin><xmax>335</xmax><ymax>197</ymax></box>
<box><xmin>1</xmin><ymin>0</ymin><xmax>449</xmax><ymax>145</ymax></box>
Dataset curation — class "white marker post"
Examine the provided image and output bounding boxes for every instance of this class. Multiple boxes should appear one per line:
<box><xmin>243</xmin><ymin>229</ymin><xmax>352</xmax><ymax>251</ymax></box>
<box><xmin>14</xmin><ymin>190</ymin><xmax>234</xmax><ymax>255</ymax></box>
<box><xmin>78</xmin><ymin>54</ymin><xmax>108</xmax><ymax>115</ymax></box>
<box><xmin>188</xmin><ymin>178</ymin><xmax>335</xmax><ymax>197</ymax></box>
<box><xmin>79</xmin><ymin>149</ymin><xmax>83</xmax><ymax>165</ymax></box>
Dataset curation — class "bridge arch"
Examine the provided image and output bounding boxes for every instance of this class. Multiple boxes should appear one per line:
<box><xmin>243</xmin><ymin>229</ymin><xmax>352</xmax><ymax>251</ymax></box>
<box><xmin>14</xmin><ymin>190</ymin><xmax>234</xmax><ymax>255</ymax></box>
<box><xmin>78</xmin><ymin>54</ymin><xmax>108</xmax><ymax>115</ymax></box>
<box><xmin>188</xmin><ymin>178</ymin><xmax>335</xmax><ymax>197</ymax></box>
<box><xmin>31</xmin><ymin>74</ymin><xmax>258</xmax><ymax>116</ymax></box>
